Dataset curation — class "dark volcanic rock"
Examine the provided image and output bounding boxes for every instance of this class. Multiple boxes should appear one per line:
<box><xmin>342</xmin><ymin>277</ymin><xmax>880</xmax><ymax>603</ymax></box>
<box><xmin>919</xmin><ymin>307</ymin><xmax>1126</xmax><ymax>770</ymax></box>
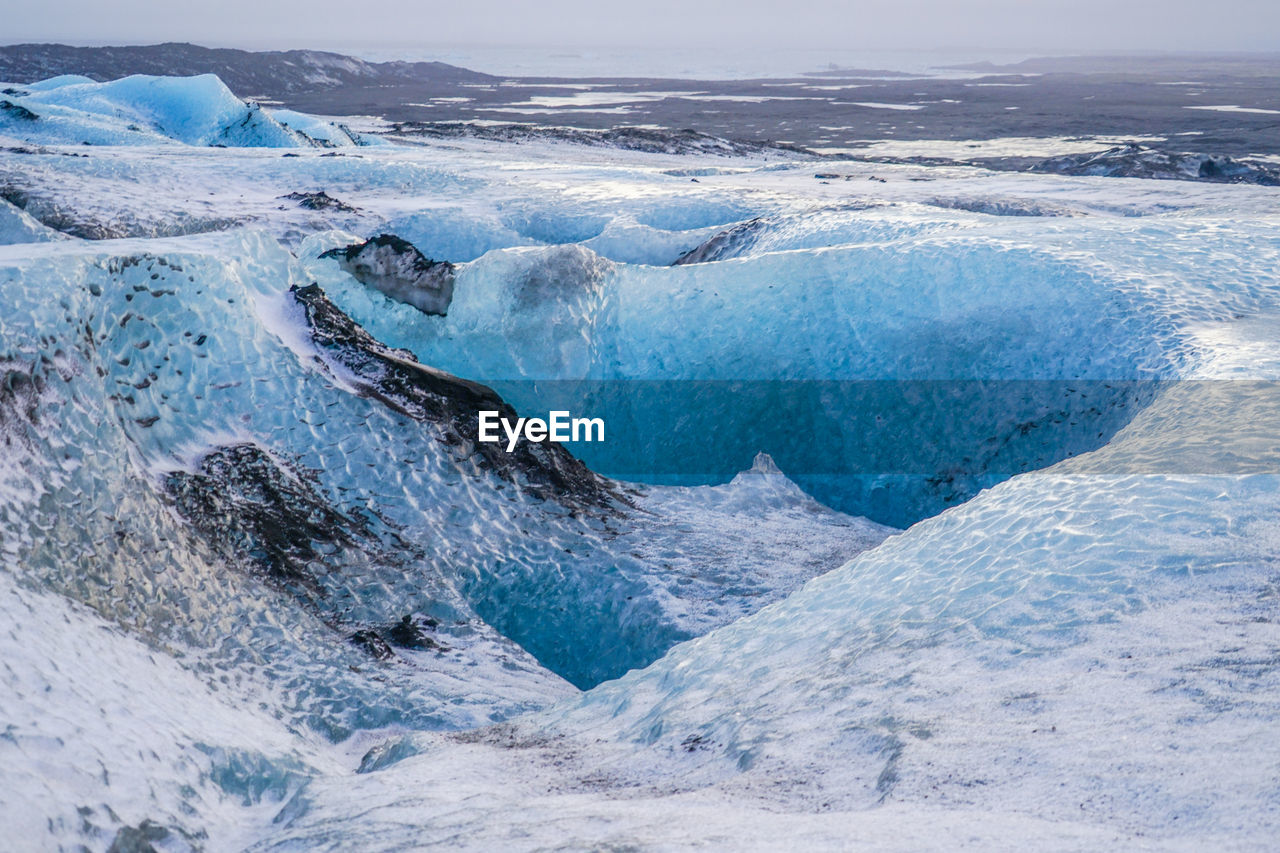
<box><xmin>0</xmin><ymin>42</ymin><xmax>492</xmax><ymax>97</ymax></box>
<box><xmin>1028</xmin><ymin>144</ymin><xmax>1280</xmax><ymax>185</ymax></box>
<box><xmin>320</xmin><ymin>234</ymin><xmax>455</xmax><ymax>316</ymax></box>
<box><xmin>0</xmin><ymin>100</ymin><xmax>39</xmax><ymax>121</ymax></box>
<box><xmin>165</xmin><ymin>442</ymin><xmax>371</xmax><ymax>588</ymax></box>
<box><xmin>290</xmin><ymin>282</ymin><xmax>621</xmax><ymax>512</ymax></box>
<box><xmin>385</xmin><ymin>614</ymin><xmax>445</xmax><ymax>651</ymax></box>
<box><xmin>165</xmin><ymin>440</ymin><xmax>481</xmax><ymax>668</ymax></box>
<box><xmin>107</xmin><ymin>820</ymin><xmax>177</xmax><ymax>853</ymax></box>
<box><xmin>351</xmin><ymin>617</ymin><xmax>449</xmax><ymax>658</ymax></box>
<box><xmin>349</xmin><ymin>629</ymin><xmax>396</xmax><ymax>660</ymax></box>
<box><xmin>925</xmin><ymin>197</ymin><xmax>1080</xmax><ymax>217</ymax></box>
<box><xmin>672</xmin><ymin>217</ymin><xmax>770</xmax><ymax>265</ymax></box>
<box><xmin>280</xmin><ymin>190</ymin><xmax>357</xmax><ymax>213</ymax></box>
<box><xmin>0</xmin><ymin>356</ymin><xmax>57</xmax><ymax>456</ymax></box>
<box><xmin>391</xmin><ymin>122</ymin><xmax>817</xmax><ymax>158</ymax></box>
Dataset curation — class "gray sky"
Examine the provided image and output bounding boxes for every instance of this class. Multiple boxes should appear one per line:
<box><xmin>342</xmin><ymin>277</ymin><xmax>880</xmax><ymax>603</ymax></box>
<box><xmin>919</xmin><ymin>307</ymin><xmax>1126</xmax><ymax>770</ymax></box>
<box><xmin>5</xmin><ymin>0</ymin><xmax>1280</xmax><ymax>55</ymax></box>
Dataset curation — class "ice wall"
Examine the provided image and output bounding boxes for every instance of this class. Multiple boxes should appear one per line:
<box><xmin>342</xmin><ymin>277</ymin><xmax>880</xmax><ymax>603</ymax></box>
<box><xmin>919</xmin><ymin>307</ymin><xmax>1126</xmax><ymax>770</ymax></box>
<box><xmin>310</xmin><ymin>219</ymin><xmax>1196</xmax><ymax>525</ymax></box>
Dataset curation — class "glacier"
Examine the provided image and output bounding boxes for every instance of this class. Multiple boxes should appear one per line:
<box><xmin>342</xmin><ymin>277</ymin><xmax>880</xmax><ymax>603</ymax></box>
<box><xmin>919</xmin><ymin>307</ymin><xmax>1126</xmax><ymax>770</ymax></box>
<box><xmin>2</xmin><ymin>70</ymin><xmax>1280</xmax><ymax>851</ymax></box>
<box><xmin>1</xmin><ymin>73</ymin><xmax>370</xmax><ymax>148</ymax></box>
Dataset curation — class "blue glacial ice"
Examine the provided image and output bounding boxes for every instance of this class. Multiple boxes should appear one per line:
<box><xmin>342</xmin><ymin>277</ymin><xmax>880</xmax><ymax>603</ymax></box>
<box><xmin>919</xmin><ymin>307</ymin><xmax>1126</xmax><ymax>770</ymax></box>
<box><xmin>4</xmin><ymin>73</ymin><xmax>1280</xmax><ymax>850</ymax></box>
<box><xmin>0</xmin><ymin>73</ymin><xmax>367</xmax><ymax>148</ymax></box>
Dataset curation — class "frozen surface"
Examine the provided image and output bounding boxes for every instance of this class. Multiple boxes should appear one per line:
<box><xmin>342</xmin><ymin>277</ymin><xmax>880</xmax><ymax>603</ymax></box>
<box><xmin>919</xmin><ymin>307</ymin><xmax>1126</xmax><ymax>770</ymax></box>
<box><xmin>0</xmin><ymin>74</ymin><xmax>368</xmax><ymax>148</ymax></box>
<box><xmin>4</xmin><ymin>74</ymin><xmax>1280</xmax><ymax>851</ymax></box>
<box><xmin>0</xmin><ymin>196</ymin><xmax>65</xmax><ymax>244</ymax></box>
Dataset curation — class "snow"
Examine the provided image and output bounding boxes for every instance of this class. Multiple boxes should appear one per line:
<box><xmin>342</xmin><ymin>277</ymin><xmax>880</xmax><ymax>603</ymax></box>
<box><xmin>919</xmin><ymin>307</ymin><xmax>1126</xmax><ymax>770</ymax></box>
<box><xmin>846</xmin><ymin>101</ymin><xmax>926</xmax><ymax>110</ymax></box>
<box><xmin>22</xmin><ymin>74</ymin><xmax>97</xmax><ymax>90</ymax></box>
<box><xmin>4</xmin><ymin>71</ymin><xmax>1280</xmax><ymax>850</ymax></box>
<box><xmin>822</xmin><ymin>134</ymin><xmax>1169</xmax><ymax>160</ymax></box>
<box><xmin>1185</xmin><ymin>104</ymin><xmax>1280</xmax><ymax>115</ymax></box>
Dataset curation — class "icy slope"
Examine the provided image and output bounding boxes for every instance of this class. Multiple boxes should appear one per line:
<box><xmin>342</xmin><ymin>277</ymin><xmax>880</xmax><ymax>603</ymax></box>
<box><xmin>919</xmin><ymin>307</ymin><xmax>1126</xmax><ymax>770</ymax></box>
<box><xmin>0</xmin><ymin>221</ymin><xmax>893</xmax><ymax>845</ymax></box>
<box><xmin>0</xmin><ymin>233</ymin><xmax>577</xmax><ymax>737</ymax></box>
<box><xmin>0</xmin><ymin>73</ymin><xmax>366</xmax><ymax>148</ymax></box>
<box><xmin>525</xmin><ymin>387</ymin><xmax>1280</xmax><ymax>839</ymax></box>
<box><xmin>248</xmin><ymin>365</ymin><xmax>1280</xmax><ymax>851</ymax></box>
<box><xmin>0</xmin><ymin>217</ymin><xmax>891</xmax><ymax>668</ymax></box>
<box><xmin>0</xmin><ymin>196</ymin><xmax>64</xmax><ymax>244</ymax></box>
<box><xmin>0</xmin><ymin>570</ymin><xmax>339</xmax><ymax>850</ymax></box>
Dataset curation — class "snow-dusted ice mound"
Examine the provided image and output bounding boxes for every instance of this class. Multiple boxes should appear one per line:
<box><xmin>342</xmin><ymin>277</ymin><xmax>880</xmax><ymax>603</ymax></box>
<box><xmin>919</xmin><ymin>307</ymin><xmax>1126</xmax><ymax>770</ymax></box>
<box><xmin>0</xmin><ymin>73</ymin><xmax>367</xmax><ymax>148</ymax></box>
<box><xmin>3</xmin><ymin>74</ymin><xmax>1280</xmax><ymax>850</ymax></box>
<box><xmin>0</xmin><ymin>196</ymin><xmax>65</xmax><ymax>244</ymax></box>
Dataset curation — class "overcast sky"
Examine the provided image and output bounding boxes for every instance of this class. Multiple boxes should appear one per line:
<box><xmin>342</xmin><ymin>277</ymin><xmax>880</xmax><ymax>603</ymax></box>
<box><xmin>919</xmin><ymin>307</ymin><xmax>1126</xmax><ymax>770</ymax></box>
<box><xmin>5</xmin><ymin>0</ymin><xmax>1280</xmax><ymax>55</ymax></box>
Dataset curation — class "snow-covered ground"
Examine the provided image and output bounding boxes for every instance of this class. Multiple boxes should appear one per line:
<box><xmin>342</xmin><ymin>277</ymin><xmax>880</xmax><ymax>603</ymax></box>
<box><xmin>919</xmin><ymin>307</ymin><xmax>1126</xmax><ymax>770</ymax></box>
<box><xmin>3</xmin><ymin>74</ymin><xmax>1280</xmax><ymax>850</ymax></box>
